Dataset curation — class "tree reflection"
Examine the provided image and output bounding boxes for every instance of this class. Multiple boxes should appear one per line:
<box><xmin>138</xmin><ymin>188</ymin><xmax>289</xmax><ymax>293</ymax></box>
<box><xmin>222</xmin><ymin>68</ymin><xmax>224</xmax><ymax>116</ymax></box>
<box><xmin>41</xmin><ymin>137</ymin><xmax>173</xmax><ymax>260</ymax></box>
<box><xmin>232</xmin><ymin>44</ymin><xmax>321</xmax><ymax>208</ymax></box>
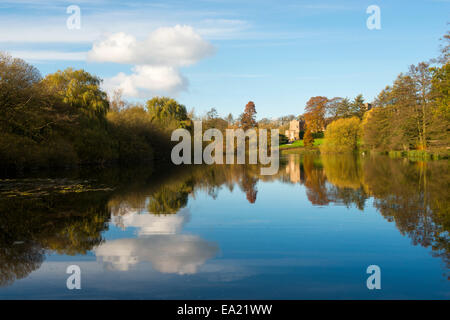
<box><xmin>362</xmin><ymin>157</ymin><xmax>449</xmax><ymax>277</ymax></box>
<box><xmin>287</xmin><ymin>153</ymin><xmax>449</xmax><ymax>277</ymax></box>
<box><xmin>302</xmin><ymin>155</ymin><xmax>330</xmax><ymax>205</ymax></box>
<box><xmin>0</xmin><ymin>241</ymin><xmax>44</xmax><ymax>287</ymax></box>
<box><xmin>0</xmin><ymin>191</ymin><xmax>110</xmax><ymax>286</ymax></box>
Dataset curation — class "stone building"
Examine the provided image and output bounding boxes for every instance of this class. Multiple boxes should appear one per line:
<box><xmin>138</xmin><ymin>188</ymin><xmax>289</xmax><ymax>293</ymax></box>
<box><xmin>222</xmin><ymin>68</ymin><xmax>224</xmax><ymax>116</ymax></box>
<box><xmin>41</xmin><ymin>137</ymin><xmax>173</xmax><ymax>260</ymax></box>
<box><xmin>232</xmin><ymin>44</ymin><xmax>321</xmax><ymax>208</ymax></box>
<box><xmin>285</xmin><ymin>120</ymin><xmax>301</xmax><ymax>142</ymax></box>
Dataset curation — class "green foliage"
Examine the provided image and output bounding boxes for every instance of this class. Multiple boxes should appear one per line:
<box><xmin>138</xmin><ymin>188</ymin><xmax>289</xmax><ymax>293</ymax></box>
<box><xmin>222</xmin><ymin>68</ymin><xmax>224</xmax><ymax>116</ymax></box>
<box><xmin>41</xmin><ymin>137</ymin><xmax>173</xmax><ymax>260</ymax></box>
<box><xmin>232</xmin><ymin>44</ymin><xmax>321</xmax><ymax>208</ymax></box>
<box><xmin>321</xmin><ymin>117</ymin><xmax>360</xmax><ymax>153</ymax></box>
<box><xmin>0</xmin><ymin>54</ymin><xmax>184</xmax><ymax>172</ymax></box>
<box><xmin>431</xmin><ymin>62</ymin><xmax>450</xmax><ymax>120</ymax></box>
<box><xmin>279</xmin><ymin>134</ymin><xmax>289</xmax><ymax>145</ymax></box>
<box><xmin>312</xmin><ymin>131</ymin><xmax>324</xmax><ymax>139</ymax></box>
<box><xmin>326</xmin><ymin>95</ymin><xmax>368</xmax><ymax>120</ymax></box>
<box><xmin>42</xmin><ymin>68</ymin><xmax>109</xmax><ymax>121</ymax></box>
<box><xmin>107</xmin><ymin>106</ymin><xmax>159</xmax><ymax>165</ymax></box>
<box><xmin>146</xmin><ymin>96</ymin><xmax>191</xmax><ymax>131</ymax></box>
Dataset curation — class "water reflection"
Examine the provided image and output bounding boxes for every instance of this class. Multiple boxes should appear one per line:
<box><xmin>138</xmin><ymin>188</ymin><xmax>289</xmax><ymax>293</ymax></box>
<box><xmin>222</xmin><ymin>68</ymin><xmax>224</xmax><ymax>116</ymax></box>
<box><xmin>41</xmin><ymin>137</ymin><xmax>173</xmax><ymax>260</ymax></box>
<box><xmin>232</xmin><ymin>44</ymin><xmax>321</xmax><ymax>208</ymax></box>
<box><xmin>0</xmin><ymin>189</ymin><xmax>110</xmax><ymax>286</ymax></box>
<box><xmin>0</xmin><ymin>153</ymin><xmax>448</xmax><ymax>289</ymax></box>
<box><xmin>95</xmin><ymin>208</ymin><xmax>219</xmax><ymax>274</ymax></box>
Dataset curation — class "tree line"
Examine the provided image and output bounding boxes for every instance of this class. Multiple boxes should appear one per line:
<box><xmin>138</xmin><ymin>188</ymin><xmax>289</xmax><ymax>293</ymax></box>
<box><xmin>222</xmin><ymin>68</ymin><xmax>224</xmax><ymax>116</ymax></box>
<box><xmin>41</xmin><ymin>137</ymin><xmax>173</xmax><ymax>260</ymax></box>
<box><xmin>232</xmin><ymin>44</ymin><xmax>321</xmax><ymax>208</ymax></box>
<box><xmin>303</xmin><ymin>30</ymin><xmax>449</xmax><ymax>157</ymax></box>
<box><xmin>1</xmin><ymin>30</ymin><xmax>448</xmax><ymax>173</ymax></box>
<box><xmin>0</xmin><ymin>53</ymin><xmax>192</xmax><ymax>172</ymax></box>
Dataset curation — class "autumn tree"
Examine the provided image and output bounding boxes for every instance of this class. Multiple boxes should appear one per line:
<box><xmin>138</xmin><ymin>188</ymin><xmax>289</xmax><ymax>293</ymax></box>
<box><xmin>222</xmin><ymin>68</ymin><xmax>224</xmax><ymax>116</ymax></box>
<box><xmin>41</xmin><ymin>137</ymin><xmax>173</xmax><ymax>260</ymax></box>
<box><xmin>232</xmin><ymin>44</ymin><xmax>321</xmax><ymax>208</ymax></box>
<box><xmin>321</xmin><ymin>117</ymin><xmax>361</xmax><ymax>153</ymax></box>
<box><xmin>408</xmin><ymin>62</ymin><xmax>433</xmax><ymax>150</ymax></box>
<box><xmin>240</xmin><ymin>101</ymin><xmax>257</xmax><ymax>130</ymax></box>
<box><xmin>304</xmin><ymin>96</ymin><xmax>328</xmax><ymax>132</ymax></box>
<box><xmin>303</xmin><ymin>128</ymin><xmax>314</xmax><ymax>147</ymax></box>
<box><xmin>326</xmin><ymin>97</ymin><xmax>346</xmax><ymax>121</ymax></box>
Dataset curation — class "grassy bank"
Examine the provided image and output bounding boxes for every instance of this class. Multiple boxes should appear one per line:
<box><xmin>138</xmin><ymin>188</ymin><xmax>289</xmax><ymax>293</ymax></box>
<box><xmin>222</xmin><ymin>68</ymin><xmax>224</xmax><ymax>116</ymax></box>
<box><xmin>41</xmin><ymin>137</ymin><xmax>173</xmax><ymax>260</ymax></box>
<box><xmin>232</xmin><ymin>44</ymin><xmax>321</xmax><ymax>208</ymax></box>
<box><xmin>280</xmin><ymin>138</ymin><xmax>323</xmax><ymax>150</ymax></box>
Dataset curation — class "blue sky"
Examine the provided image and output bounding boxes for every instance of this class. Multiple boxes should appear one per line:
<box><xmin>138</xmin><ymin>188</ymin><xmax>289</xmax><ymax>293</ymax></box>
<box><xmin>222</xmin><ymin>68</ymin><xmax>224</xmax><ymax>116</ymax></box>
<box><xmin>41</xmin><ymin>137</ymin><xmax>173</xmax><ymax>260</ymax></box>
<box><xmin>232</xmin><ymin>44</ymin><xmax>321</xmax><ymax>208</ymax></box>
<box><xmin>0</xmin><ymin>0</ymin><xmax>448</xmax><ymax>119</ymax></box>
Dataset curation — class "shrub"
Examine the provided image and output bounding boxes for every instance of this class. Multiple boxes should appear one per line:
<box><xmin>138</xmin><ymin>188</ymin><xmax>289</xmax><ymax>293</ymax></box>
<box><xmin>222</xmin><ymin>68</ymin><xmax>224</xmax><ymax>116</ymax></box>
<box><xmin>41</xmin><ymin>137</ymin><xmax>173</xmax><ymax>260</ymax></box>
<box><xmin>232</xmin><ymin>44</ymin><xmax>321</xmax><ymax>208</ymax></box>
<box><xmin>321</xmin><ymin>117</ymin><xmax>360</xmax><ymax>153</ymax></box>
<box><xmin>279</xmin><ymin>134</ymin><xmax>289</xmax><ymax>145</ymax></box>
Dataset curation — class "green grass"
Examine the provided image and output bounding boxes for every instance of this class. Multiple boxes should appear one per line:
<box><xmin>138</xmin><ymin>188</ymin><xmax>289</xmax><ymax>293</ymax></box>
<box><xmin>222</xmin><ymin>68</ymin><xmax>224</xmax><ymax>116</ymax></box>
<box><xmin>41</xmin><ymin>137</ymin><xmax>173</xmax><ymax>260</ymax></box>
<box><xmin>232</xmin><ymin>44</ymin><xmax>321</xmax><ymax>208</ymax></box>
<box><xmin>280</xmin><ymin>138</ymin><xmax>323</xmax><ymax>149</ymax></box>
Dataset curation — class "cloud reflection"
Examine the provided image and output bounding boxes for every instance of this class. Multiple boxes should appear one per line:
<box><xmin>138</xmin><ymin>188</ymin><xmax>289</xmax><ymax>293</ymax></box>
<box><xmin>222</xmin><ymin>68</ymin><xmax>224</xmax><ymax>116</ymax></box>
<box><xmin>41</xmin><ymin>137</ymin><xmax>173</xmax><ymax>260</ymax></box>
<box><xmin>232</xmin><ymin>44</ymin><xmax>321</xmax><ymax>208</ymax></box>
<box><xmin>112</xmin><ymin>208</ymin><xmax>191</xmax><ymax>235</ymax></box>
<box><xmin>95</xmin><ymin>209</ymin><xmax>218</xmax><ymax>274</ymax></box>
<box><xmin>94</xmin><ymin>235</ymin><xmax>218</xmax><ymax>274</ymax></box>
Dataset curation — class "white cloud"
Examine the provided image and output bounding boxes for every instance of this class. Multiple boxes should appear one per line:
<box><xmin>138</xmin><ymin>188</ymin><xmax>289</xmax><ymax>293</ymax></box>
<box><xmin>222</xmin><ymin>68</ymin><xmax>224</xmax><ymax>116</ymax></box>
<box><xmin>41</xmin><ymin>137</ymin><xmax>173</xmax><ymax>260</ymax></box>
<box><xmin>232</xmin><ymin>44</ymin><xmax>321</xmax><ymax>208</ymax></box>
<box><xmin>88</xmin><ymin>25</ymin><xmax>214</xmax><ymax>66</ymax></box>
<box><xmin>104</xmin><ymin>65</ymin><xmax>188</xmax><ymax>97</ymax></box>
<box><xmin>89</xmin><ymin>25</ymin><xmax>214</xmax><ymax>97</ymax></box>
<box><xmin>88</xmin><ymin>32</ymin><xmax>136</xmax><ymax>63</ymax></box>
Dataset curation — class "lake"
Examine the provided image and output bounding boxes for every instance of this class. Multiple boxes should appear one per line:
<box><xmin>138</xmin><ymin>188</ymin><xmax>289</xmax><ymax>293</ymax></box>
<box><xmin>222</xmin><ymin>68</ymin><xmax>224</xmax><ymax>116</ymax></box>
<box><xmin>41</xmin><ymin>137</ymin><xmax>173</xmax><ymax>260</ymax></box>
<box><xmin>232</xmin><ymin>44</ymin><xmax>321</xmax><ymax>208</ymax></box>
<box><xmin>0</xmin><ymin>153</ymin><xmax>448</xmax><ymax>299</ymax></box>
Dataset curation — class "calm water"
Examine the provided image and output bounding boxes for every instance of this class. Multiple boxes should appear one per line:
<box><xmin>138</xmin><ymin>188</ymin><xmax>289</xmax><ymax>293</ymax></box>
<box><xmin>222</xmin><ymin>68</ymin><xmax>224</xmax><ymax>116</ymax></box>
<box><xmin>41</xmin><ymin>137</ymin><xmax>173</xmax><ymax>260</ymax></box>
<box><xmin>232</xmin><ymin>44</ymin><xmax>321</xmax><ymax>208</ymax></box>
<box><xmin>0</xmin><ymin>154</ymin><xmax>448</xmax><ymax>299</ymax></box>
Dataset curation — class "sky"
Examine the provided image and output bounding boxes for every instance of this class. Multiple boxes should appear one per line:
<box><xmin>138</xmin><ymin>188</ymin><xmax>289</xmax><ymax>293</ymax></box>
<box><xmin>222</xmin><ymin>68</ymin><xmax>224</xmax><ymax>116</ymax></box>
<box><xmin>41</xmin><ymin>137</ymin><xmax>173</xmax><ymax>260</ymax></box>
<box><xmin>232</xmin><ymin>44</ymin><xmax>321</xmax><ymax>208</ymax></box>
<box><xmin>0</xmin><ymin>0</ymin><xmax>449</xmax><ymax>119</ymax></box>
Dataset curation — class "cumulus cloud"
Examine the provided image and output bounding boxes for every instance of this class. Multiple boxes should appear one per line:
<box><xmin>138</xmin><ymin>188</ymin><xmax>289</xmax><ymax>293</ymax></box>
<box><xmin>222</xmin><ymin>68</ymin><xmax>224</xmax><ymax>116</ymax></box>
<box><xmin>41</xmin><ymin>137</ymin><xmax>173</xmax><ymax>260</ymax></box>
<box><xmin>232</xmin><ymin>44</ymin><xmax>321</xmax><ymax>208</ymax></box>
<box><xmin>88</xmin><ymin>25</ymin><xmax>214</xmax><ymax>66</ymax></box>
<box><xmin>103</xmin><ymin>65</ymin><xmax>187</xmax><ymax>97</ymax></box>
<box><xmin>88</xmin><ymin>25</ymin><xmax>214</xmax><ymax>97</ymax></box>
<box><xmin>94</xmin><ymin>235</ymin><xmax>218</xmax><ymax>274</ymax></box>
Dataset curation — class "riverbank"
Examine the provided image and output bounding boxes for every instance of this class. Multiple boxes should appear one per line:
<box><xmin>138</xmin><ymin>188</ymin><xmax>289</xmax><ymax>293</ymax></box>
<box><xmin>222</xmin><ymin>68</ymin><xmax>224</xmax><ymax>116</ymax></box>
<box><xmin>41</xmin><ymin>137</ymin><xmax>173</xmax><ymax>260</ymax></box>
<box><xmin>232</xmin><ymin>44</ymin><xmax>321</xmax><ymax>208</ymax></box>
<box><xmin>280</xmin><ymin>139</ymin><xmax>448</xmax><ymax>160</ymax></box>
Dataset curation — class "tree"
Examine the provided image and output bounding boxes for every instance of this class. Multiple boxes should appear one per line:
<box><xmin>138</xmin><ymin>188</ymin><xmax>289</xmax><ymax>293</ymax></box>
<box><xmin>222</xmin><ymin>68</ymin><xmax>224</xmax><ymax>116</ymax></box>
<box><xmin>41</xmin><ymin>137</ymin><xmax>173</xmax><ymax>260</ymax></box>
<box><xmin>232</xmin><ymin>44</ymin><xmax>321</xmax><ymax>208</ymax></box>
<box><xmin>304</xmin><ymin>96</ymin><xmax>328</xmax><ymax>132</ymax></box>
<box><xmin>203</xmin><ymin>107</ymin><xmax>228</xmax><ymax>132</ymax></box>
<box><xmin>408</xmin><ymin>62</ymin><xmax>433</xmax><ymax>150</ymax></box>
<box><xmin>326</xmin><ymin>97</ymin><xmax>345</xmax><ymax>120</ymax></box>
<box><xmin>326</xmin><ymin>95</ymin><xmax>367</xmax><ymax>120</ymax></box>
<box><xmin>109</xmin><ymin>89</ymin><xmax>126</xmax><ymax>112</ymax></box>
<box><xmin>0</xmin><ymin>53</ymin><xmax>50</xmax><ymax>141</ymax></box>
<box><xmin>240</xmin><ymin>101</ymin><xmax>257</xmax><ymax>130</ymax></box>
<box><xmin>428</xmin><ymin>62</ymin><xmax>450</xmax><ymax>151</ymax></box>
<box><xmin>43</xmin><ymin>68</ymin><xmax>109</xmax><ymax>121</ymax></box>
<box><xmin>146</xmin><ymin>96</ymin><xmax>191</xmax><ymax>130</ymax></box>
<box><xmin>321</xmin><ymin>117</ymin><xmax>360</xmax><ymax>153</ymax></box>
<box><xmin>206</xmin><ymin>107</ymin><xmax>218</xmax><ymax>120</ymax></box>
<box><xmin>431</xmin><ymin>62</ymin><xmax>450</xmax><ymax>120</ymax></box>
<box><xmin>363</xmin><ymin>61</ymin><xmax>444</xmax><ymax>153</ymax></box>
<box><xmin>436</xmin><ymin>29</ymin><xmax>449</xmax><ymax>65</ymax></box>
<box><xmin>303</xmin><ymin>128</ymin><xmax>314</xmax><ymax>147</ymax></box>
<box><xmin>361</xmin><ymin>108</ymin><xmax>390</xmax><ymax>151</ymax></box>
<box><xmin>351</xmin><ymin>94</ymin><xmax>367</xmax><ymax>119</ymax></box>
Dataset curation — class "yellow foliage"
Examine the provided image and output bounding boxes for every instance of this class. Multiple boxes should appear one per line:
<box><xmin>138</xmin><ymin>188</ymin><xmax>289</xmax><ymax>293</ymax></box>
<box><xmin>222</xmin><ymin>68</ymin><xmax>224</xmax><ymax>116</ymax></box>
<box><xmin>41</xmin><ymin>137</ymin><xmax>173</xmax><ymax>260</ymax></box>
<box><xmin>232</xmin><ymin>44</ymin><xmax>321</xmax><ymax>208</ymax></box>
<box><xmin>320</xmin><ymin>117</ymin><xmax>361</xmax><ymax>153</ymax></box>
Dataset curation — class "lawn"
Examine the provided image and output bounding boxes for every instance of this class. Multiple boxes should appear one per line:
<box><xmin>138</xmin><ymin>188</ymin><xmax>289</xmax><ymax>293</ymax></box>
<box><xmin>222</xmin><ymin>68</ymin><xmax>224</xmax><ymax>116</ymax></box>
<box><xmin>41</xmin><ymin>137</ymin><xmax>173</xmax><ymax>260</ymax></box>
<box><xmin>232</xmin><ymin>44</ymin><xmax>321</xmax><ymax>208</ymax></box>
<box><xmin>280</xmin><ymin>138</ymin><xmax>323</xmax><ymax>149</ymax></box>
